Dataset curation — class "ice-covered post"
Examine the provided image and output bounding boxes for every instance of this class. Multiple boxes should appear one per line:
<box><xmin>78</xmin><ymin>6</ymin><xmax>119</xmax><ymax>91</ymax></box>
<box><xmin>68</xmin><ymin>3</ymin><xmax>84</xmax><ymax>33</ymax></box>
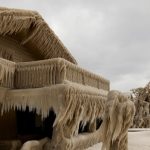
<box><xmin>100</xmin><ymin>90</ymin><xmax>135</xmax><ymax>150</ymax></box>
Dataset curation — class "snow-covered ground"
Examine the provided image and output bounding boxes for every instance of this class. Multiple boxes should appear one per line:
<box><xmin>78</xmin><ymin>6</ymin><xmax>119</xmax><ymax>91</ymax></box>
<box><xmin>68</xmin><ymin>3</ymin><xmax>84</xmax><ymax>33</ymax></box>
<box><xmin>87</xmin><ymin>129</ymin><xmax>150</xmax><ymax>150</ymax></box>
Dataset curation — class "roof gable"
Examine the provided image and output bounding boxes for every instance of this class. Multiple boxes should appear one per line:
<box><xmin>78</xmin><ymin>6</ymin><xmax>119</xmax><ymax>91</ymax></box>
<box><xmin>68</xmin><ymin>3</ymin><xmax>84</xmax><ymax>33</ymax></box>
<box><xmin>0</xmin><ymin>7</ymin><xmax>77</xmax><ymax>64</ymax></box>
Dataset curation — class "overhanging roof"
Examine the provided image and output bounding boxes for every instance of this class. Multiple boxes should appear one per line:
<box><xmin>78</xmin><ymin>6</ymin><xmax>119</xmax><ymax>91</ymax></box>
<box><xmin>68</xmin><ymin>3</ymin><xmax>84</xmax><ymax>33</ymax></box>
<box><xmin>0</xmin><ymin>7</ymin><xmax>77</xmax><ymax>64</ymax></box>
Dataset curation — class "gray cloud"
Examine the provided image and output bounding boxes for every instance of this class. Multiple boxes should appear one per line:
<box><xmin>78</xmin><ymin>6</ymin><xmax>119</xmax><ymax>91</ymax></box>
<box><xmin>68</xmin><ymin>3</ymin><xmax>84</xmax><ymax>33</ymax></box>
<box><xmin>0</xmin><ymin>0</ymin><xmax>150</xmax><ymax>92</ymax></box>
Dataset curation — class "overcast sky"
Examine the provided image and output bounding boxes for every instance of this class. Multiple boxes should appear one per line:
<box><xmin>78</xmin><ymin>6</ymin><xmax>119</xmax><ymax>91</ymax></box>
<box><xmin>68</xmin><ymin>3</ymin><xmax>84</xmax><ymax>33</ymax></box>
<box><xmin>0</xmin><ymin>0</ymin><xmax>150</xmax><ymax>92</ymax></box>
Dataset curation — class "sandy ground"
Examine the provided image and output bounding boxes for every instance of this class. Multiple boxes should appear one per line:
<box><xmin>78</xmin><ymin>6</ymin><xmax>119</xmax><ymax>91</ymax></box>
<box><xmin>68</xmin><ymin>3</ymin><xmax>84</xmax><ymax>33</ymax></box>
<box><xmin>87</xmin><ymin>129</ymin><xmax>150</xmax><ymax>150</ymax></box>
